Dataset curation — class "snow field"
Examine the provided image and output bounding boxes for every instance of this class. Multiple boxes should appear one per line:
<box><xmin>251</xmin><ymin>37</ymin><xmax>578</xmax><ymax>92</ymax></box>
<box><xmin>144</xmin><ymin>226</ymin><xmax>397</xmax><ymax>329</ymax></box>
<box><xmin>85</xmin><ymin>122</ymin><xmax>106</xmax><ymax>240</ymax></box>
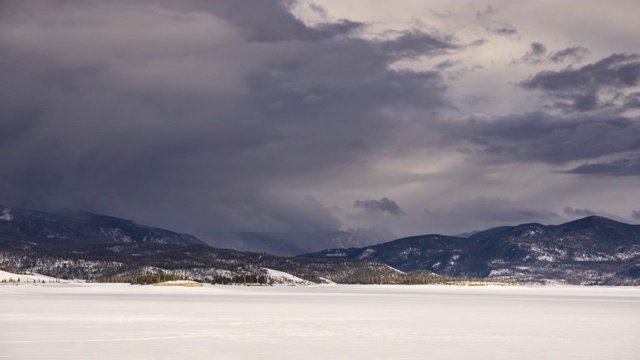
<box><xmin>0</xmin><ymin>269</ymin><xmax>62</xmax><ymax>284</ymax></box>
<box><xmin>1</xmin><ymin>284</ymin><xmax>639</xmax><ymax>359</ymax></box>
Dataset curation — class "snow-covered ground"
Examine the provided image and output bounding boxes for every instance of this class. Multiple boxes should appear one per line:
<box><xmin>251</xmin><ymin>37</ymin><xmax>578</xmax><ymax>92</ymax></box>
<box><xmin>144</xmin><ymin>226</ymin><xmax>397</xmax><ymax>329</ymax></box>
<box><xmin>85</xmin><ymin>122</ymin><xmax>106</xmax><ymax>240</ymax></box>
<box><xmin>1</xmin><ymin>284</ymin><xmax>639</xmax><ymax>359</ymax></box>
<box><xmin>0</xmin><ymin>269</ymin><xmax>62</xmax><ymax>283</ymax></box>
<box><xmin>264</xmin><ymin>267</ymin><xmax>314</xmax><ymax>285</ymax></box>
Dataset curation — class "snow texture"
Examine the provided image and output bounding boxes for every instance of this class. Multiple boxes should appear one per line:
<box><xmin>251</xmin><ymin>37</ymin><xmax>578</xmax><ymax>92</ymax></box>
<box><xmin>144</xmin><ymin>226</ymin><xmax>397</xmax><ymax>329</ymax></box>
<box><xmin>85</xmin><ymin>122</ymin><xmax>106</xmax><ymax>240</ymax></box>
<box><xmin>264</xmin><ymin>267</ymin><xmax>312</xmax><ymax>285</ymax></box>
<box><xmin>1</xmin><ymin>284</ymin><xmax>639</xmax><ymax>359</ymax></box>
<box><xmin>0</xmin><ymin>208</ymin><xmax>12</xmax><ymax>221</ymax></box>
<box><xmin>0</xmin><ymin>269</ymin><xmax>63</xmax><ymax>283</ymax></box>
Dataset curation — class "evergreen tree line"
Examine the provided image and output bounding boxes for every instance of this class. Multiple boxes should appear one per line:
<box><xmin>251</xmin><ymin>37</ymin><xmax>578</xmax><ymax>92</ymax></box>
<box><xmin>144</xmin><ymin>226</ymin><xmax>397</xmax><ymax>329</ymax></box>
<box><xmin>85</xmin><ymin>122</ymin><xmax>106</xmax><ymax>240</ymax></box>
<box><xmin>93</xmin><ymin>273</ymin><xmax>185</xmax><ymax>285</ymax></box>
<box><xmin>209</xmin><ymin>274</ymin><xmax>270</xmax><ymax>285</ymax></box>
<box><xmin>1</xmin><ymin>278</ymin><xmax>54</xmax><ymax>284</ymax></box>
<box><xmin>93</xmin><ymin>272</ymin><xmax>272</xmax><ymax>285</ymax></box>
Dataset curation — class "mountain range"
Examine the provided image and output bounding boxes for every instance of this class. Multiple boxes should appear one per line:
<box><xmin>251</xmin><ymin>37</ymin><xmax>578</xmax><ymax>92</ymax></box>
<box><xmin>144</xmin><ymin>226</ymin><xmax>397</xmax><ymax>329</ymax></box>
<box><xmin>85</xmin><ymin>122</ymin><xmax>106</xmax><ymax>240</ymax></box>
<box><xmin>1</xmin><ymin>205</ymin><xmax>639</xmax><ymax>285</ymax></box>
<box><xmin>0</xmin><ymin>206</ymin><xmax>439</xmax><ymax>285</ymax></box>
<box><xmin>303</xmin><ymin>216</ymin><xmax>640</xmax><ymax>285</ymax></box>
<box><xmin>0</xmin><ymin>207</ymin><xmax>205</xmax><ymax>251</ymax></box>
<box><xmin>205</xmin><ymin>227</ymin><xmax>396</xmax><ymax>256</ymax></box>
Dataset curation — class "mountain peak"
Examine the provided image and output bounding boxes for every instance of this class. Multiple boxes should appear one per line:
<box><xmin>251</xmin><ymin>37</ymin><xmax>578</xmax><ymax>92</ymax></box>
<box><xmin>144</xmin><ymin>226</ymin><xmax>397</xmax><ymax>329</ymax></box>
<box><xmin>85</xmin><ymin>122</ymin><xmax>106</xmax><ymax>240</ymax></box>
<box><xmin>556</xmin><ymin>215</ymin><xmax>629</xmax><ymax>232</ymax></box>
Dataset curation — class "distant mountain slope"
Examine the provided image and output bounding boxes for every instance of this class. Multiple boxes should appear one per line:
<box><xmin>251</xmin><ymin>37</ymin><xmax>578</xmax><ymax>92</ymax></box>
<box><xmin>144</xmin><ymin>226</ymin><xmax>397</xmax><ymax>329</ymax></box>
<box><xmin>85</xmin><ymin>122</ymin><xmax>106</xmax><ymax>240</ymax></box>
<box><xmin>0</xmin><ymin>206</ymin><xmax>442</xmax><ymax>285</ymax></box>
<box><xmin>303</xmin><ymin>216</ymin><xmax>640</xmax><ymax>285</ymax></box>
<box><xmin>0</xmin><ymin>206</ymin><xmax>205</xmax><ymax>250</ymax></box>
<box><xmin>207</xmin><ymin>228</ymin><xmax>396</xmax><ymax>256</ymax></box>
<box><xmin>1</xmin><ymin>206</ymin><xmax>391</xmax><ymax>258</ymax></box>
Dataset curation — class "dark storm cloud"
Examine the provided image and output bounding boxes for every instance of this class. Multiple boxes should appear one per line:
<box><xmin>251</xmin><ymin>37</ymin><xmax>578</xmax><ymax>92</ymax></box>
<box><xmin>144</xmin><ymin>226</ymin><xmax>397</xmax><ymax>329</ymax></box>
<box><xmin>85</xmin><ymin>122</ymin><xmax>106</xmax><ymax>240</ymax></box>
<box><xmin>272</xmin><ymin>195</ymin><xmax>343</xmax><ymax>231</ymax></box>
<box><xmin>445</xmin><ymin>112</ymin><xmax>640</xmax><ymax>165</ymax></box>
<box><xmin>438</xmin><ymin>100</ymin><xmax>640</xmax><ymax>175</ymax></box>
<box><xmin>2</xmin><ymin>0</ymin><xmax>636</xmax><ymax>243</ymax></box>
<box><xmin>174</xmin><ymin>0</ymin><xmax>363</xmax><ymax>42</ymax></box>
<box><xmin>519</xmin><ymin>53</ymin><xmax>640</xmax><ymax>112</ymax></box>
<box><xmin>354</xmin><ymin>197</ymin><xmax>406</xmax><ymax>216</ymax></box>
<box><xmin>521</xmin><ymin>53</ymin><xmax>640</xmax><ymax>91</ymax></box>
<box><xmin>623</xmin><ymin>92</ymin><xmax>640</xmax><ymax>109</ymax></box>
<box><xmin>572</xmin><ymin>92</ymin><xmax>599</xmax><ymax>111</ymax></box>
<box><xmin>564</xmin><ymin>206</ymin><xmax>597</xmax><ymax>217</ymax></box>
<box><xmin>447</xmin><ymin>108</ymin><xmax>640</xmax><ymax>178</ymax></box>
<box><xmin>564</xmin><ymin>158</ymin><xmax>640</xmax><ymax>176</ymax></box>
<box><xmin>0</xmin><ymin>0</ymin><xmax>452</xmax><ymax>238</ymax></box>
<box><xmin>425</xmin><ymin>197</ymin><xmax>558</xmax><ymax>228</ymax></box>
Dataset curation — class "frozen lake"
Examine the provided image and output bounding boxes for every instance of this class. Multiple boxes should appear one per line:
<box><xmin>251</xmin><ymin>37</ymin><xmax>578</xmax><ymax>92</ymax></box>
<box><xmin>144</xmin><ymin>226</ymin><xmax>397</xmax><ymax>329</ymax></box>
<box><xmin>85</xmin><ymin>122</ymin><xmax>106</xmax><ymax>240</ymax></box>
<box><xmin>1</xmin><ymin>284</ymin><xmax>639</xmax><ymax>359</ymax></box>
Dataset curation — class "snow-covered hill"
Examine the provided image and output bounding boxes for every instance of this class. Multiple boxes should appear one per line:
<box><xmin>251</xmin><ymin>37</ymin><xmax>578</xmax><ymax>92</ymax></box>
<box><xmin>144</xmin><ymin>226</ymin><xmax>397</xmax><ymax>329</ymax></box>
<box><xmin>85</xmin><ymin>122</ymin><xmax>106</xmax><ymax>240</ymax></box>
<box><xmin>0</xmin><ymin>269</ymin><xmax>62</xmax><ymax>283</ymax></box>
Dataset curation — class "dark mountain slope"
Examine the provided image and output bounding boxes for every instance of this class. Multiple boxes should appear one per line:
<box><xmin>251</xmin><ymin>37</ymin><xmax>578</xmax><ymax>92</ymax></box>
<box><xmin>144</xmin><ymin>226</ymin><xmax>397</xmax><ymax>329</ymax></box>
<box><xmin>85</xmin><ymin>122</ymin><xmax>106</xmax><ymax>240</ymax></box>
<box><xmin>0</xmin><ymin>206</ymin><xmax>204</xmax><ymax>251</ymax></box>
<box><xmin>207</xmin><ymin>228</ymin><xmax>395</xmax><ymax>256</ymax></box>
<box><xmin>303</xmin><ymin>216</ymin><xmax>640</xmax><ymax>285</ymax></box>
<box><xmin>467</xmin><ymin>226</ymin><xmax>515</xmax><ymax>241</ymax></box>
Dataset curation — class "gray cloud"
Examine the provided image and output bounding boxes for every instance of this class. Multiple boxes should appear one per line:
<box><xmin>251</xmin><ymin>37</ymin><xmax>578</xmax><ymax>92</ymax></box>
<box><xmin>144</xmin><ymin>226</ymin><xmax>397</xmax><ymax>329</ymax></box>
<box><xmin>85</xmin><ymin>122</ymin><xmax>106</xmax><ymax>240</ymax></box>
<box><xmin>487</xmin><ymin>23</ymin><xmax>518</xmax><ymax>36</ymax></box>
<box><xmin>572</xmin><ymin>92</ymin><xmax>599</xmax><ymax>111</ymax></box>
<box><xmin>435</xmin><ymin>59</ymin><xmax>460</xmax><ymax>69</ymax></box>
<box><xmin>623</xmin><ymin>92</ymin><xmax>640</xmax><ymax>109</ymax></box>
<box><xmin>519</xmin><ymin>43</ymin><xmax>588</xmax><ymax>65</ymax></box>
<box><xmin>549</xmin><ymin>46</ymin><xmax>588</xmax><ymax>63</ymax></box>
<box><xmin>314</xmin><ymin>19</ymin><xmax>365</xmax><ymax>38</ymax></box>
<box><xmin>425</xmin><ymin>197</ymin><xmax>559</xmax><ymax>232</ymax></box>
<box><xmin>521</xmin><ymin>42</ymin><xmax>547</xmax><ymax>64</ymax></box>
<box><xmin>565</xmin><ymin>158</ymin><xmax>640</xmax><ymax>177</ymax></box>
<box><xmin>178</xmin><ymin>0</ymin><xmax>362</xmax><ymax>43</ymax></box>
<box><xmin>475</xmin><ymin>6</ymin><xmax>496</xmax><ymax>20</ymax></box>
<box><xmin>475</xmin><ymin>5</ymin><xmax>518</xmax><ymax>37</ymax></box>
<box><xmin>519</xmin><ymin>53</ymin><xmax>640</xmax><ymax>112</ymax></box>
<box><xmin>564</xmin><ymin>206</ymin><xmax>597</xmax><ymax>217</ymax></box>
<box><xmin>521</xmin><ymin>53</ymin><xmax>640</xmax><ymax>91</ymax></box>
<box><xmin>354</xmin><ymin>197</ymin><xmax>406</xmax><ymax>216</ymax></box>
<box><xmin>632</xmin><ymin>210</ymin><xmax>640</xmax><ymax>220</ymax></box>
<box><xmin>444</xmin><ymin>112</ymin><xmax>640</xmax><ymax>165</ymax></box>
<box><xmin>378</xmin><ymin>29</ymin><xmax>458</xmax><ymax>60</ymax></box>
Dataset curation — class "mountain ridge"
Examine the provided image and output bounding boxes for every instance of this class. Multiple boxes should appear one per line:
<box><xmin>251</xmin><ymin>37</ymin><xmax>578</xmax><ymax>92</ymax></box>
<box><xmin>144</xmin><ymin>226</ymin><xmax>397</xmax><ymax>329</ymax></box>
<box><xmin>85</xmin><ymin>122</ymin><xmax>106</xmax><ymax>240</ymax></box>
<box><xmin>303</xmin><ymin>216</ymin><xmax>640</xmax><ymax>285</ymax></box>
<box><xmin>3</xmin><ymin>205</ymin><xmax>639</xmax><ymax>285</ymax></box>
<box><xmin>0</xmin><ymin>206</ymin><xmax>447</xmax><ymax>285</ymax></box>
<box><xmin>0</xmin><ymin>206</ymin><xmax>205</xmax><ymax>250</ymax></box>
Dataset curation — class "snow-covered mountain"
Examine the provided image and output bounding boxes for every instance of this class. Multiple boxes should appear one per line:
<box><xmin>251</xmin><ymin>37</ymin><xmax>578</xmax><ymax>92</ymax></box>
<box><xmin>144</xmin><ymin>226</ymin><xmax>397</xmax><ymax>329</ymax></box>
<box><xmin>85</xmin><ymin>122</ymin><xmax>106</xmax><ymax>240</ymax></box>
<box><xmin>303</xmin><ymin>216</ymin><xmax>640</xmax><ymax>285</ymax></box>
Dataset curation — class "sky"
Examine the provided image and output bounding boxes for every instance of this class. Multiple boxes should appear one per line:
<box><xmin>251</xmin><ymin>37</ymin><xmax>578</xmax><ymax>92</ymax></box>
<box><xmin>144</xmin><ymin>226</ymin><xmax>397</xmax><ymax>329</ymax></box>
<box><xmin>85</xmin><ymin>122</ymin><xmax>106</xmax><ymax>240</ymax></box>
<box><xmin>1</xmin><ymin>0</ymin><xmax>639</xmax><ymax>243</ymax></box>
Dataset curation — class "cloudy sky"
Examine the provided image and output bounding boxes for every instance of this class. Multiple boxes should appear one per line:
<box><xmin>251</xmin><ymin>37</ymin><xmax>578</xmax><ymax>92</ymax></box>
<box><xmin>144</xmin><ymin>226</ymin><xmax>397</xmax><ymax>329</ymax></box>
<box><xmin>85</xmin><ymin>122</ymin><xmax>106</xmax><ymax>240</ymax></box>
<box><xmin>1</xmin><ymin>0</ymin><xmax>639</xmax><ymax>242</ymax></box>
